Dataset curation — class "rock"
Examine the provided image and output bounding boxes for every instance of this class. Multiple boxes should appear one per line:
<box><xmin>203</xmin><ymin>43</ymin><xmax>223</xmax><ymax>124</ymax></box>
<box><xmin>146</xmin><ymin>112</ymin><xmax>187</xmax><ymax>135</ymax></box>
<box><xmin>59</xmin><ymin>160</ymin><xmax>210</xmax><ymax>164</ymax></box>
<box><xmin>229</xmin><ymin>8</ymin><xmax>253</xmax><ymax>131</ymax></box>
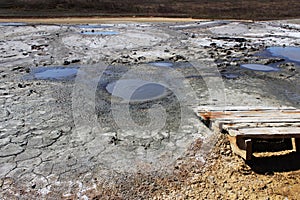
<box><xmin>71</xmin><ymin>59</ymin><xmax>81</xmax><ymax>63</ymax></box>
<box><xmin>225</xmin><ymin>150</ymin><xmax>231</xmax><ymax>155</ymax></box>
<box><xmin>18</xmin><ymin>83</ymin><xmax>26</xmax><ymax>88</ymax></box>
<box><xmin>11</xmin><ymin>66</ymin><xmax>24</xmax><ymax>72</ymax></box>
<box><xmin>63</xmin><ymin>60</ymin><xmax>71</xmax><ymax>65</ymax></box>
<box><xmin>138</xmin><ymin>56</ymin><xmax>146</xmax><ymax>60</ymax></box>
<box><xmin>169</xmin><ymin>55</ymin><xmax>186</xmax><ymax>62</ymax></box>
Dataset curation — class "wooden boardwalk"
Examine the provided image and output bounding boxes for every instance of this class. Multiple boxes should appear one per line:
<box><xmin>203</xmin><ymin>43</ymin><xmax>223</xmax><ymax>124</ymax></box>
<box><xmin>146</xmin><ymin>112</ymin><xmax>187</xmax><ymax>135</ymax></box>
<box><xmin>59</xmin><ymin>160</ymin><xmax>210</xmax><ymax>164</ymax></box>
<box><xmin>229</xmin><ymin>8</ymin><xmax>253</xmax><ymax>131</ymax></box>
<box><xmin>197</xmin><ymin>106</ymin><xmax>300</xmax><ymax>160</ymax></box>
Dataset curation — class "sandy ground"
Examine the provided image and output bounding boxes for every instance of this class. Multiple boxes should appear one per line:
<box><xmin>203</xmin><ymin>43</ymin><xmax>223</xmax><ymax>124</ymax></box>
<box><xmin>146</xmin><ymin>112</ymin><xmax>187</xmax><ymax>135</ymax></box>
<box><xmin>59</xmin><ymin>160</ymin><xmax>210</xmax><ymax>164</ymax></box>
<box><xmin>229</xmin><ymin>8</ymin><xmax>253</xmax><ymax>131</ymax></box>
<box><xmin>0</xmin><ymin>18</ymin><xmax>299</xmax><ymax>199</ymax></box>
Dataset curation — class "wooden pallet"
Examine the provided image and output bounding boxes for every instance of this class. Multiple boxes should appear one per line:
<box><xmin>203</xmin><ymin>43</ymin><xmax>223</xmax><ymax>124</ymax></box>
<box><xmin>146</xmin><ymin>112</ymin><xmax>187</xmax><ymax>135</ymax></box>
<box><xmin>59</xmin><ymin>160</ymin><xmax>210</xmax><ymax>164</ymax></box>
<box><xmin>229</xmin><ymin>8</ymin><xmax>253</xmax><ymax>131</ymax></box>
<box><xmin>196</xmin><ymin>106</ymin><xmax>300</xmax><ymax>160</ymax></box>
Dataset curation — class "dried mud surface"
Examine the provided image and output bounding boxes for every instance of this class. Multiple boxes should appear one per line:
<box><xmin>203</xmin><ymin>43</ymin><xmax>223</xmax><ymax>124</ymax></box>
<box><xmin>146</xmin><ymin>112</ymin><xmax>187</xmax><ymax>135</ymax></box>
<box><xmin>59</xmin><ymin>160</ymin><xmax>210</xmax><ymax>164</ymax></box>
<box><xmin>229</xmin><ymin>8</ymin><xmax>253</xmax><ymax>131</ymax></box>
<box><xmin>0</xmin><ymin>19</ymin><xmax>299</xmax><ymax>199</ymax></box>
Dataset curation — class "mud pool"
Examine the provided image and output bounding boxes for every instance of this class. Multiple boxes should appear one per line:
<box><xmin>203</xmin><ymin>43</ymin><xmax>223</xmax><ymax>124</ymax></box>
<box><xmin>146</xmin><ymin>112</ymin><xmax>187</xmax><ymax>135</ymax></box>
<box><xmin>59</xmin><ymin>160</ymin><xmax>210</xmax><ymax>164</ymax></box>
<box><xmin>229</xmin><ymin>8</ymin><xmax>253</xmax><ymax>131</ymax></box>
<box><xmin>266</xmin><ymin>46</ymin><xmax>300</xmax><ymax>64</ymax></box>
<box><xmin>80</xmin><ymin>31</ymin><xmax>119</xmax><ymax>35</ymax></box>
<box><xmin>0</xmin><ymin>22</ymin><xmax>27</xmax><ymax>26</ymax></box>
<box><xmin>25</xmin><ymin>67</ymin><xmax>78</xmax><ymax>80</ymax></box>
<box><xmin>149</xmin><ymin>62</ymin><xmax>174</xmax><ymax>68</ymax></box>
<box><xmin>240</xmin><ymin>64</ymin><xmax>280</xmax><ymax>72</ymax></box>
<box><xmin>106</xmin><ymin>79</ymin><xmax>167</xmax><ymax>101</ymax></box>
<box><xmin>78</xmin><ymin>24</ymin><xmax>113</xmax><ymax>29</ymax></box>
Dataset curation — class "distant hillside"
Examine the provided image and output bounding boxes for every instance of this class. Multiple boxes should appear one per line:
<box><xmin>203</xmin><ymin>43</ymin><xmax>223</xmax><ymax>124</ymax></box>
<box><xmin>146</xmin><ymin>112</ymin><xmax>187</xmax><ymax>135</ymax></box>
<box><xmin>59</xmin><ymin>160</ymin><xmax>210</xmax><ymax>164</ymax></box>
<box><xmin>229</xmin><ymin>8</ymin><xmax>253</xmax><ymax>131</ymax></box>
<box><xmin>1</xmin><ymin>0</ymin><xmax>300</xmax><ymax>20</ymax></box>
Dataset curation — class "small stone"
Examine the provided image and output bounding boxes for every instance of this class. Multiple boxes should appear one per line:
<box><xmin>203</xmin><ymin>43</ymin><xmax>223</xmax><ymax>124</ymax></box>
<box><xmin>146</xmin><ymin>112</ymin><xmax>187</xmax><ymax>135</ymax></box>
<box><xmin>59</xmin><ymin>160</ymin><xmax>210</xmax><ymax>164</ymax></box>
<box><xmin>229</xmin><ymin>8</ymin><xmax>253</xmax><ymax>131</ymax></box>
<box><xmin>63</xmin><ymin>60</ymin><xmax>71</xmax><ymax>65</ymax></box>
<box><xmin>71</xmin><ymin>59</ymin><xmax>81</xmax><ymax>63</ymax></box>
<box><xmin>18</xmin><ymin>83</ymin><xmax>26</xmax><ymax>88</ymax></box>
<box><xmin>225</xmin><ymin>150</ymin><xmax>231</xmax><ymax>155</ymax></box>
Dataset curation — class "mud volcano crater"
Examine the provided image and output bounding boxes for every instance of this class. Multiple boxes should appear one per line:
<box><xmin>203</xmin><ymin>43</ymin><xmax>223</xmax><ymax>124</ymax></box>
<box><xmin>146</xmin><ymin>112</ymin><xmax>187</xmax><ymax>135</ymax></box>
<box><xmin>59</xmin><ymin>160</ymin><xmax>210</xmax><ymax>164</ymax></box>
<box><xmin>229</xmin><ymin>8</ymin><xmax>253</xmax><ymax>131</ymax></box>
<box><xmin>24</xmin><ymin>66</ymin><xmax>79</xmax><ymax>81</ymax></box>
<box><xmin>95</xmin><ymin>66</ymin><xmax>182</xmax><ymax>132</ymax></box>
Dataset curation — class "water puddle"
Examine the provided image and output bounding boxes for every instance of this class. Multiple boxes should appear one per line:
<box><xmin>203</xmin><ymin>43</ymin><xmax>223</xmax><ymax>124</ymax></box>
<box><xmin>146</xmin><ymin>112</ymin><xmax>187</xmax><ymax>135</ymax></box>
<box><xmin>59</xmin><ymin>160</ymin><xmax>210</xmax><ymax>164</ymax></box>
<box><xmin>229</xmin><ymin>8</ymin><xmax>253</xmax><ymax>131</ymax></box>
<box><xmin>0</xmin><ymin>22</ymin><xmax>27</xmax><ymax>26</ymax></box>
<box><xmin>81</xmin><ymin>31</ymin><xmax>119</xmax><ymax>35</ymax></box>
<box><xmin>106</xmin><ymin>79</ymin><xmax>167</xmax><ymax>102</ymax></box>
<box><xmin>266</xmin><ymin>47</ymin><xmax>300</xmax><ymax>64</ymax></box>
<box><xmin>25</xmin><ymin>67</ymin><xmax>78</xmax><ymax>80</ymax></box>
<box><xmin>149</xmin><ymin>62</ymin><xmax>174</xmax><ymax>68</ymax></box>
<box><xmin>240</xmin><ymin>64</ymin><xmax>280</xmax><ymax>72</ymax></box>
<box><xmin>78</xmin><ymin>24</ymin><xmax>112</xmax><ymax>29</ymax></box>
<box><xmin>222</xmin><ymin>73</ymin><xmax>240</xmax><ymax>79</ymax></box>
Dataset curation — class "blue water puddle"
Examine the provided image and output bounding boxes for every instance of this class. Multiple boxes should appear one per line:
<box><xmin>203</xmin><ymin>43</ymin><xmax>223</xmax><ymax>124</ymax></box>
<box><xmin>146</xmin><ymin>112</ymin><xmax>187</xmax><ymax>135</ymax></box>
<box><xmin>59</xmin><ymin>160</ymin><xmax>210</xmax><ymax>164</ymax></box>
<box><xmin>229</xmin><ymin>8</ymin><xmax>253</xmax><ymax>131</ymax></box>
<box><xmin>149</xmin><ymin>62</ymin><xmax>174</xmax><ymax>68</ymax></box>
<box><xmin>81</xmin><ymin>31</ymin><xmax>119</xmax><ymax>35</ymax></box>
<box><xmin>106</xmin><ymin>79</ymin><xmax>167</xmax><ymax>102</ymax></box>
<box><xmin>266</xmin><ymin>46</ymin><xmax>300</xmax><ymax>64</ymax></box>
<box><xmin>240</xmin><ymin>64</ymin><xmax>280</xmax><ymax>72</ymax></box>
<box><xmin>78</xmin><ymin>24</ymin><xmax>112</xmax><ymax>29</ymax></box>
<box><xmin>149</xmin><ymin>61</ymin><xmax>193</xmax><ymax>69</ymax></box>
<box><xmin>221</xmin><ymin>73</ymin><xmax>240</xmax><ymax>79</ymax></box>
<box><xmin>0</xmin><ymin>22</ymin><xmax>27</xmax><ymax>26</ymax></box>
<box><xmin>25</xmin><ymin>67</ymin><xmax>78</xmax><ymax>81</ymax></box>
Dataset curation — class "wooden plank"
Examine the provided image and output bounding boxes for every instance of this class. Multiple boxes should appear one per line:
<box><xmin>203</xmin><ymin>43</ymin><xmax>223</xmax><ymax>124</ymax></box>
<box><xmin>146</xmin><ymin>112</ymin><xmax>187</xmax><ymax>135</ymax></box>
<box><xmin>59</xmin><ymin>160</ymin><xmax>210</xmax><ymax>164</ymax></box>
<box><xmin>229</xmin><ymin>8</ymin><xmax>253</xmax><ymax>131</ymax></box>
<box><xmin>228</xmin><ymin>135</ymin><xmax>247</xmax><ymax>160</ymax></box>
<box><xmin>217</xmin><ymin>118</ymin><xmax>300</xmax><ymax>126</ymax></box>
<box><xmin>292</xmin><ymin>138</ymin><xmax>300</xmax><ymax>152</ymax></box>
<box><xmin>196</xmin><ymin>107</ymin><xmax>300</xmax><ymax>160</ymax></box>
<box><xmin>223</xmin><ymin>122</ymin><xmax>300</xmax><ymax>130</ymax></box>
<box><xmin>198</xmin><ymin>111</ymin><xmax>300</xmax><ymax>119</ymax></box>
<box><xmin>228</xmin><ymin>127</ymin><xmax>300</xmax><ymax>138</ymax></box>
<box><xmin>198</xmin><ymin>110</ymin><xmax>300</xmax><ymax>120</ymax></box>
<box><xmin>245</xmin><ymin>139</ymin><xmax>253</xmax><ymax>160</ymax></box>
<box><xmin>197</xmin><ymin>106</ymin><xmax>296</xmax><ymax>112</ymax></box>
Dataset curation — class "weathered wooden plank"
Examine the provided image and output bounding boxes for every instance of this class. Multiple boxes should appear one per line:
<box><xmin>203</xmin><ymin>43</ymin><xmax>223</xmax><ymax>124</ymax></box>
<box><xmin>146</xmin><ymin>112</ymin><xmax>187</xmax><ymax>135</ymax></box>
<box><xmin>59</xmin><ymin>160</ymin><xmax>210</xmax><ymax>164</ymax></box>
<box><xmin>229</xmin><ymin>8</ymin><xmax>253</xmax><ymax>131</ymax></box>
<box><xmin>197</xmin><ymin>106</ymin><xmax>296</xmax><ymax>112</ymax></box>
<box><xmin>198</xmin><ymin>110</ymin><xmax>300</xmax><ymax>120</ymax></box>
<box><xmin>292</xmin><ymin>138</ymin><xmax>300</xmax><ymax>152</ymax></box>
<box><xmin>228</xmin><ymin>135</ymin><xmax>247</xmax><ymax>159</ymax></box>
<box><xmin>245</xmin><ymin>139</ymin><xmax>253</xmax><ymax>160</ymax></box>
<box><xmin>197</xmin><ymin>107</ymin><xmax>300</xmax><ymax>160</ymax></box>
<box><xmin>217</xmin><ymin>118</ymin><xmax>300</xmax><ymax>126</ymax></box>
<box><xmin>223</xmin><ymin>122</ymin><xmax>300</xmax><ymax>130</ymax></box>
<box><xmin>228</xmin><ymin>127</ymin><xmax>300</xmax><ymax>137</ymax></box>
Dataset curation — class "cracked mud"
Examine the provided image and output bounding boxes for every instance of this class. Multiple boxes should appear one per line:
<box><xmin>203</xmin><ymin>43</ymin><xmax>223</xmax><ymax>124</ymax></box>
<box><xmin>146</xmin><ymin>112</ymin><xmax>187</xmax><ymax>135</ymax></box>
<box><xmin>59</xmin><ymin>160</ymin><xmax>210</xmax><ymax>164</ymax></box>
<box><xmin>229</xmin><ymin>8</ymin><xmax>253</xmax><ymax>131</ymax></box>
<box><xmin>0</xmin><ymin>19</ymin><xmax>300</xmax><ymax>199</ymax></box>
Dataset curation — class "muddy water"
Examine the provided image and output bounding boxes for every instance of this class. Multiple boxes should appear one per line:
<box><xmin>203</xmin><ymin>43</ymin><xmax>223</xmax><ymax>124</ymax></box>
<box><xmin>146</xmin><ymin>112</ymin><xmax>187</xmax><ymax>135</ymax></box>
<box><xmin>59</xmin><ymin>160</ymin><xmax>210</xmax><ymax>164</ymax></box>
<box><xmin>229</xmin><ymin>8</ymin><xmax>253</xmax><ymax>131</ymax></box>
<box><xmin>149</xmin><ymin>62</ymin><xmax>174</xmax><ymax>68</ymax></box>
<box><xmin>240</xmin><ymin>64</ymin><xmax>280</xmax><ymax>72</ymax></box>
<box><xmin>267</xmin><ymin>47</ymin><xmax>300</xmax><ymax>64</ymax></box>
<box><xmin>78</xmin><ymin>24</ymin><xmax>112</xmax><ymax>29</ymax></box>
<box><xmin>221</xmin><ymin>73</ymin><xmax>240</xmax><ymax>79</ymax></box>
<box><xmin>106</xmin><ymin>79</ymin><xmax>167</xmax><ymax>102</ymax></box>
<box><xmin>0</xmin><ymin>22</ymin><xmax>27</xmax><ymax>26</ymax></box>
<box><xmin>25</xmin><ymin>67</ymin><xmax>78</xmax><ymax>80</ymax></box>
<box><xmin>80</xmin><ymin>31</ymin><xmax>119</xmax><ymax>35</ymax></box>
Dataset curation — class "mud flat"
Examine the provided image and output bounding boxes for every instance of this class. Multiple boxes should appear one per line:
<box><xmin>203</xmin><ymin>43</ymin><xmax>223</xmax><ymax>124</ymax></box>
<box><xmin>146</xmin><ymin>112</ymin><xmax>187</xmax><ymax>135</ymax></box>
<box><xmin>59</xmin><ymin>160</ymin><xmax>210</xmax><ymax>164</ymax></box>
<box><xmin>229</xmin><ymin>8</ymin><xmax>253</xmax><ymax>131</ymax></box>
<box><xmin>0</xmin><ymin>19</ymin><xmax>300</xmax><ymax>199</ymax></box>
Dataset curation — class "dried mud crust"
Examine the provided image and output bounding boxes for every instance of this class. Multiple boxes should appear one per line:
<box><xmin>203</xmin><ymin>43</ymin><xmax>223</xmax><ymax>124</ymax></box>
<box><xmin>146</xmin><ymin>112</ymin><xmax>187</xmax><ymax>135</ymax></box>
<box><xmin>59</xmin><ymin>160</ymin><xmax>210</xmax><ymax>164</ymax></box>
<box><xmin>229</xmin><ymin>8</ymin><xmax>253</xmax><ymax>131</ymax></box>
<box><xmin>4</xmin><ymin>135</ymin><xmax>297</xmax><ymax>200</ymax></box>
<box><xmin>0</xmin><ymin>20</ymin><xmax>300</xmax><ymax>199</ymax></box>
<box><xmin>78</xmin><ymin>136</ymin><xmax>300</xmax><ymax>200</ymax></box>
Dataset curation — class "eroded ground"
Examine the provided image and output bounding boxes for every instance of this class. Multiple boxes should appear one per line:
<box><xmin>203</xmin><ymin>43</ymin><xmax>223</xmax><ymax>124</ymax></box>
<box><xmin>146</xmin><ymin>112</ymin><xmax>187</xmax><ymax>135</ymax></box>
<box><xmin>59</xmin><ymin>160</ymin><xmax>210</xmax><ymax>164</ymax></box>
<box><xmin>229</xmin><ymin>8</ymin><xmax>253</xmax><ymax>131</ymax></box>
<box><xmin>0</xmin><ymin>19</ymin><xmax>300</xmax><ymax>199</ymax></box>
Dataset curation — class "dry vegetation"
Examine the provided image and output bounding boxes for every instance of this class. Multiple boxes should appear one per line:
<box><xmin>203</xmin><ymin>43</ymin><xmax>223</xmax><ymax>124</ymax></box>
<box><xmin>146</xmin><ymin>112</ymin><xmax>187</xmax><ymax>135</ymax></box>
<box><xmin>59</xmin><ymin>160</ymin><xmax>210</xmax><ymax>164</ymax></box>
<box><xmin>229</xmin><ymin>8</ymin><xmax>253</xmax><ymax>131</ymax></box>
<box><xmin>1</xmin><ymin>0</ymin><xmax>300</xmax><ymax>20</ymax></box>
